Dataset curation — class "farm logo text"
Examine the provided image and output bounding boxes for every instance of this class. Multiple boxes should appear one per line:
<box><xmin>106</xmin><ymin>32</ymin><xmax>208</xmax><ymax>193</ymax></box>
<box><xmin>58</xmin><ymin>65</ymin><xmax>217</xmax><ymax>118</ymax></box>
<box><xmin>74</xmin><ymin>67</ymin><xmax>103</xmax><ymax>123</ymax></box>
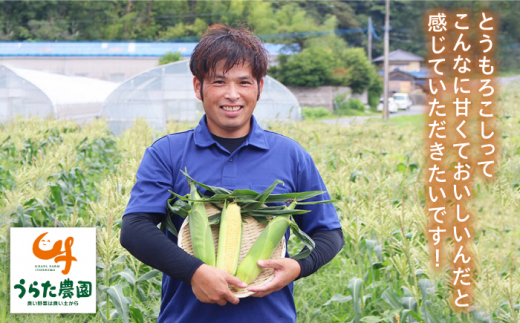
<box><xmin>11</xmin><ymin>228</ymin><xmax>96</xmax><ymax>313</ymax></box>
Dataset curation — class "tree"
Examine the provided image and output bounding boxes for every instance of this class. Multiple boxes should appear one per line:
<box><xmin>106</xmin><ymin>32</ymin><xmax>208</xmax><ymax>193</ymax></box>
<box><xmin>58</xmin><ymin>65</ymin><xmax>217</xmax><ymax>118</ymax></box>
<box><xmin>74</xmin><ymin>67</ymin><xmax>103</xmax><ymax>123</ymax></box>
<box><xmin>338</xmin><ymin>47</ymin><xmax>373</xmax><ymax>93</ymax></box>
<box><xmin>157</xmin><ymin>18</ymin><xmax>207</xmax><ymax>41</ymax></box>
<box><xmin>270</xmin><ymin>3</ymin><xmax>324</xmax><ymax>49</ymax></box>
<box><xmin>159</xmin><ymin>51</ymin><xmax>181</xmax><ymax>65</ymax></box>
<box><xmin>272</xmin><ymin>47</ymin><xmax>339</xmax><ymax>87</ymax></box>
<box><xmin>245</xmin><ymin>1</ymin><xmax>278</xmax><ymax>36</ymax></box>
<box><xmin>367</xmin><ymin>68</ymin><xmax>383</xmax><ymax>110</ymax></box>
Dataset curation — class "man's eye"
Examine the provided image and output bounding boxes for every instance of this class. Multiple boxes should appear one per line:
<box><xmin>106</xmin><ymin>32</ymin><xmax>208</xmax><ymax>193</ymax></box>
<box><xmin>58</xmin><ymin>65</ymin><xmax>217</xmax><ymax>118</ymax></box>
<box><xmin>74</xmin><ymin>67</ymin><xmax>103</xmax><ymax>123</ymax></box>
<box><xmin>241</xmin><ymin>81</ymin><xmax>252</xmax><ymax>85</ymax></box>
<box><xmin>214</xmin><ymin>80</ymin><xmax>224</xmax><ymax>84</ymax></box>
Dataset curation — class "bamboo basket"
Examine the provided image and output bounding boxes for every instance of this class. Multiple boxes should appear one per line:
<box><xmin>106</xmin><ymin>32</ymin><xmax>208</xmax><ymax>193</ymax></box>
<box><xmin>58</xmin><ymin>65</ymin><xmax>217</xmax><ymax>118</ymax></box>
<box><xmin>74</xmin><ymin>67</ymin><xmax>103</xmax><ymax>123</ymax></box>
<box><xmin>177</xmin><ymin>203</ymin><xmax>286</xmax><ymax>298</ymax></box>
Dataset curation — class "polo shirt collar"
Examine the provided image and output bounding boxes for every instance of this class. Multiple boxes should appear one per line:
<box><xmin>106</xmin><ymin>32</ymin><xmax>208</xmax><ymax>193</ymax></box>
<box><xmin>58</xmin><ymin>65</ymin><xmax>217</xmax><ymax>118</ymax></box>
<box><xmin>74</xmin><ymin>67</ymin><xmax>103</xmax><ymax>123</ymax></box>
<box><xmin>194</xmin><ymin>115</ymin><xmax>269</xmax><ymax>150</ymax></box>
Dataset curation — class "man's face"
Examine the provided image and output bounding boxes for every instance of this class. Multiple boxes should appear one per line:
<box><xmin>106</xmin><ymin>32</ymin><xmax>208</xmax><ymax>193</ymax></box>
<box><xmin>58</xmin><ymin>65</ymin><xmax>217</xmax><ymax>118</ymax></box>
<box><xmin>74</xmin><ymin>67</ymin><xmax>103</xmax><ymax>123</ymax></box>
<box><xmin>193</xmin><ymin>60</ymin><xmax>264</xmax><ymax>138</ymax></box>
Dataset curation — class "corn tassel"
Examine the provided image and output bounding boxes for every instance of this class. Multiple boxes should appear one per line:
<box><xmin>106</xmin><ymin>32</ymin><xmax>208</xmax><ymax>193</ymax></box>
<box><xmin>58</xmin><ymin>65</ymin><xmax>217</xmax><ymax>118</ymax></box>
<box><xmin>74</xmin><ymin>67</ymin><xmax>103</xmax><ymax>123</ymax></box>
<box><xmin>216</xmin><ymin>202</ymin><xmax>243</xmax><ymax>275</ymax></box>
<box><xmin>188</xmin><ymin>181</ymin><xmax>215</xmax><ymax>266</ymax></box>
<box><xmin>235</xmin><ymin>202</ymin><xmax>296</xmax><ymax>284</ymax></box>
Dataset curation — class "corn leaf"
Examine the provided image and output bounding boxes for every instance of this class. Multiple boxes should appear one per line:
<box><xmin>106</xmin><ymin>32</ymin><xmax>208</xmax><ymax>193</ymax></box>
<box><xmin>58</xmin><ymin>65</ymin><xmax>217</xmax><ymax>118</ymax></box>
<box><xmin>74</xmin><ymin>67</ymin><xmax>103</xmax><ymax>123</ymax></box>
<box><xmin>244</xmin><ymin>209</ymin><xmax>310</xmax><ymax>216</ymax></box>
<box><xmin>99</xmin><ymin>310</ymin><xmax>109</xmax><ymax>323</ymax></box>
<box><xmin>249</xmin><ymin>205</ymin><xmax>286</xmax><ymax>211</ymax></box>
<box><xmin>296</xmin><ymin>199</ymin><xmax>337</xmax><ymax>205</ymax></box>
<box><xmin>106</xmin><ymin>284</ymin><xmax>130</xmax><ymax>323</ymax></box>
<box><xmin>419</xmin><ymin>278</ymin><xmax>434</xmax><ymax>298</ymax></box>
<box><xmin>206</xmin><ymin>194</ymin><xmax>259</xmax><ymax>203</ymax></box>
<box><xmin>424</xmin><ymin>310</ymin><xmax>441</xmax><ymax>323</ymax></box>
<box><xmin>114</xmin><ymin>268</ymin><xmax>135</xmax><ymax>286</ymax></box>
<box><xmin>401</xmin><ymin>296</ymin><xmax>417</xmax><ymax>311</ymax></box>
<box><xmin>160</xmin><ymin>214</ymin><xmax>178</xmax><ymax>237</ymax></box>
<box><xmin>50</xmin><ymin>184</ymin><xmax>65</xmax><ymax>207</ymax></box>
<box><xmin>419</xmin><ymin>278</ymin><xmax>436</xmax><ymax>323</ymax></box>
<box><xmin>207</xmin><ymin>194</ymin><xmax>233</xmax><ymax>201</ymax></box>
<box><xmin>251</xmin><ymin>216</ymin><xmax>269</xmax><ymax>224</ymax></box>
<box><xmin>349</xmin><ymin>277</ymin><xmax>364</xmax><ymax>323</ymax></box>
<box><xmin>129</xmin><ymin>306</ymin><xmax>144</xmax><ymax>323</ymax></box>
<box><xmin>401</xmin><ymin>286</ymin><xmax>413</xmax><ymax>297</ymax></box>
<box><xmin>241</xmin><ymin>179</ymin><xmax>284</xmax><ymax>210</ymax></box>
<box><xmin>110</xmin><ymin>309</ymin><xmax>119</xmax><ymax>319</ymax></box>
<box><xmin>167</xmin><ymin>198</ymin><xmax>190</xmax><ymax>218</ymax></box>
<box><xmin>264</xmin><ymin>191</ymin><xmax>325</xmax><ymax>203</ymax></box>
<box><xmin>230</xmin><ymin>189</ymin><xmax>260</xmax><ymax>198</ymax></box>
<box><xmin>239</xmin><ymin>203</ymin><xmax>287</xmax><ymax>212</ymax></box>
<box><xmin>135</xmin><ymin>285</ymin><xmax>148</xmax><ymax>302</ymax></box>
<box><xmin>169</xmin><ymin>190</ymin><xmax>212</xmax><ymax>203</ymax></box>
<box><xmin>180</xmin><ymin>169</ymin><xmax>232</xmax><ymax>195</ymax></box>
<box><xmin>136</xmin><ymin>269</ymin><xmax>161</xmax><ymax>282</ymax></box>
<box><xmin>289</xmin><ymin>219</ymin><xmax>315</xmax><ymax>260</ymax></box>
<box><xmin>400</xmin><ymin>309</ymin><xmax>417</xmax><ymax>322</ymax></box>
<box><xmin>255</xmin><ymin>179</ymin><xmax>284</xmax><ymax>203</ymax></box>
<box><xmin>208</xmin><ymin>213</ymin><xmax>221</xmax><ymax>225</ymax></box>
<box><xmin>323</xmin><ymin>294</ymin><xmax>352</xmax><ymax>306</ymax></box>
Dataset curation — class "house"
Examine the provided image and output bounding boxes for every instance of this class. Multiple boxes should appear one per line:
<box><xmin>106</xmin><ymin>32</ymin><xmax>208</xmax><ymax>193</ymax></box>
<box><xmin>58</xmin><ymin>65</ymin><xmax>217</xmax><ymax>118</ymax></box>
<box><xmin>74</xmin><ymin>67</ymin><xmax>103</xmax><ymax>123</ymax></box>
<box><xmin>373</xmin><ymin>49</ymin><xmax>424</xmax><ymax>72</ymax></box>
<box><xmin>373</xmin><ymin>49</ymin><xmax>428</xmax><ymax>93</ymax></box>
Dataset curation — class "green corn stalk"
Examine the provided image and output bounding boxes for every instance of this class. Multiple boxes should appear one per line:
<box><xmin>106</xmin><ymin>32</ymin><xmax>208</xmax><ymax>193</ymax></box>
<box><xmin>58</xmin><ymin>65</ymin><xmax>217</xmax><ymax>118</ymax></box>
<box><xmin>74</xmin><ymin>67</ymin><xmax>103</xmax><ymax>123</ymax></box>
<box><xmin>349</xmin><ymin>277</ymin><xmax>364</xmax><ymax>323</ymax></box>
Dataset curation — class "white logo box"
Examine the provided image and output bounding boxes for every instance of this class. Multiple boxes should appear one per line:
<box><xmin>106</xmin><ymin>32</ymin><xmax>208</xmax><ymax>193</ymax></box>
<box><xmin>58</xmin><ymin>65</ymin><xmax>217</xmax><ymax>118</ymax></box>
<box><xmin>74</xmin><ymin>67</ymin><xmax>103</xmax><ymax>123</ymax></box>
<box><xmin>10</xmin><ymin>228</ymin><xmax>96</xmax><ymax>313</ymax></box>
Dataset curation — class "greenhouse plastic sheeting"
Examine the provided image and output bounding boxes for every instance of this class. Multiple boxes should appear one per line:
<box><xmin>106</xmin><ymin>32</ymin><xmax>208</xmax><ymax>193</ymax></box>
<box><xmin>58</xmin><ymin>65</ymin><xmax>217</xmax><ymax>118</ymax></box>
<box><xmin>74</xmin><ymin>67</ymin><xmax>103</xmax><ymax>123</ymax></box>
<box><xmin>0</xmin><ymin>65</ymin><xmax>53</xmax><ymax>123</ymax></box>
<box><xmin>0</xmin><ymin>64</ymin><xmax>119</xmax><ymax>124</ymax></box>
<box><xmin>102</xmin><ymin>60</ymin><xmax>300</xmax><ymax>134</ymax></box>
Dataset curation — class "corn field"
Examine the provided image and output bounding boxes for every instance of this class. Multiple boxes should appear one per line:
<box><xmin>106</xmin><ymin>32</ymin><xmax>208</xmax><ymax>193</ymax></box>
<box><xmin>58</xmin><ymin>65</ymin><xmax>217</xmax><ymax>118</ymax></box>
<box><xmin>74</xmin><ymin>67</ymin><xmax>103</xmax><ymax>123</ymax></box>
<box><xmin>0</xmin><ymin>83</ymin><xmax>519</xmax><ymax>323</ymax></box>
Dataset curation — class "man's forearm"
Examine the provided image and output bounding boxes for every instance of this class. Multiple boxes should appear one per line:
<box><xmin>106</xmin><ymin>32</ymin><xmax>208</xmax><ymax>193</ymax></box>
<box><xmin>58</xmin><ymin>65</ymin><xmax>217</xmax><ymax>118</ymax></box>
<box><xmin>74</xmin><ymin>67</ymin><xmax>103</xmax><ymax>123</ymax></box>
<box><xmin>295</xmin><ymin>228</ymin><xmax>344</xmax><ymax>279</ymax></box>
<box><xmin>120</xmin><ymin>212</ymin><xmax>204</xmax><ymax>285</ymax></box>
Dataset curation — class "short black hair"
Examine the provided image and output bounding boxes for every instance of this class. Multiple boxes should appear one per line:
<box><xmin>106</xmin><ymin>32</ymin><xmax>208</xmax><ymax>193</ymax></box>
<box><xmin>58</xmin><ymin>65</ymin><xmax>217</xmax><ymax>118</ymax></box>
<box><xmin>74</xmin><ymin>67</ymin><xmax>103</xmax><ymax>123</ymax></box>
<box><xmin>190</xmin><ymin>23</ymin><xmax>269</xmax><ymax>84</ymax></box>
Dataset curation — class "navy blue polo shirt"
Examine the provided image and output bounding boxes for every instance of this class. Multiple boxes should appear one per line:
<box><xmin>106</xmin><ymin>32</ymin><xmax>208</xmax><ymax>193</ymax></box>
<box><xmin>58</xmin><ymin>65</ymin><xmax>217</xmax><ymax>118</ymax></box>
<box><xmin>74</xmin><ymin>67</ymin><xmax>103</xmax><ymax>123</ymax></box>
<box><xmin>124</xmin><ymin>115</ymin><xmax>341</xmax><ymax>323</ymax></box>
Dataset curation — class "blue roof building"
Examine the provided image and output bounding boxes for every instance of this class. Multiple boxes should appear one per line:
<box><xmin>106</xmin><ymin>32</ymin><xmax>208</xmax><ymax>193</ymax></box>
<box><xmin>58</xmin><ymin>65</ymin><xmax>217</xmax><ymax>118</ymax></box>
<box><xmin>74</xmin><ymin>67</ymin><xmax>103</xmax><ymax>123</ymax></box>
<box><xmin>0</xmin><ymin>41</ymin><xmax>296</xmax><ymax>82</ymax></box>
<box><xmin>373</xmin><ymin>49</ymin><xmax>427</xmax><ymax>93</ymax></box>
<box><xmin>0</xmin><ymin>41</ymin><xmax>295</xmax><ymax>57</ymax></box>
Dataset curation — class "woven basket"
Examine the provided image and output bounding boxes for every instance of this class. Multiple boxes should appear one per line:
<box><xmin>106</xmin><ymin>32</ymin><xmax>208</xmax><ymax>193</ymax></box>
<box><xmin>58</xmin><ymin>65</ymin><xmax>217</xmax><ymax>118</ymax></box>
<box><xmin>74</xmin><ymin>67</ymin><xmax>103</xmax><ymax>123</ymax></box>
<box><xmin>177</xmin><ymin>203</ymin><xmax>286</xmax><ymax>298</ymax></box>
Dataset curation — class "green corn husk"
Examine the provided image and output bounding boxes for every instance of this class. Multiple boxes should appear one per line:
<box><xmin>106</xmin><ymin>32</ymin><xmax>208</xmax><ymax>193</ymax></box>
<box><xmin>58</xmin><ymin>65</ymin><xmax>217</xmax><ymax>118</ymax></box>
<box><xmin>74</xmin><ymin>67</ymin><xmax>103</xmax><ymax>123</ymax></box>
<box><xmin>188</xmin><ymin>181</ymin><xmax>215</xmax><ymax>266</ymax></box>
<box><xmin>235</xmin><ymin>203</ymin><xmax>295</xmax><ymax>284</ymax></box>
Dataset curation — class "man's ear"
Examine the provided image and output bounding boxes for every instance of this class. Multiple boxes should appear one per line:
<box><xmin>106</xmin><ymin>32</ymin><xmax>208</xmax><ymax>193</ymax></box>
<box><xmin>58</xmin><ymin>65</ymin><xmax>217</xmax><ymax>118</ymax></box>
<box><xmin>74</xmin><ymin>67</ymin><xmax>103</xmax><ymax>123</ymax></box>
<box><xmin>193</xmin><ymin>76</ymin><xmax>202</xmax><ymax>101</ymax></box>
<box><xmin>257</xmin><ymin>77</ymin><xmax>264</xmax><ymax>101</ymax></box>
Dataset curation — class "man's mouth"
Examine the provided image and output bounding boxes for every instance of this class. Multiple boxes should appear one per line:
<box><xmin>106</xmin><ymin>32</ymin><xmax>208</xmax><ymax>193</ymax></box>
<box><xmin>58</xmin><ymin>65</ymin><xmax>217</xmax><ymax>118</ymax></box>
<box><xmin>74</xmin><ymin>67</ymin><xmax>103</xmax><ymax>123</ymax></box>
<box><xmin>221</xmin><ymin>106</ymin><xmax>243</xmax><ymax>112</ymax></box>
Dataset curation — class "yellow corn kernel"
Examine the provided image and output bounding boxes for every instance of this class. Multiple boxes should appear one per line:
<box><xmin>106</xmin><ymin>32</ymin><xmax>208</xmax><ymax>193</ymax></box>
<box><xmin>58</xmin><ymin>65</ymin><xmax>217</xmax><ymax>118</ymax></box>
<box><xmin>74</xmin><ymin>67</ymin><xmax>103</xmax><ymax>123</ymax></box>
<box><xmin>216</xmin><ymin>202</ymin><xmax>242</xmax><ymax>275</ymax></box>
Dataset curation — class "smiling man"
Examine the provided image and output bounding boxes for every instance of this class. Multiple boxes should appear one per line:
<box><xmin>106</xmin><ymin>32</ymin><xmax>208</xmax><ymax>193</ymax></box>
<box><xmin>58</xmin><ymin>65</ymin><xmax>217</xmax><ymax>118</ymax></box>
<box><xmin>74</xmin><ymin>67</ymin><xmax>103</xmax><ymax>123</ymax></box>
<box><xmin>193</xmin><ymin>60</ymin><xmax>260</xmax><ymax>138</ymax></box>
<box><xmin>120</xmin><ymin>24</ymin><xmax>344</xmax><ymax>323</ymax></box>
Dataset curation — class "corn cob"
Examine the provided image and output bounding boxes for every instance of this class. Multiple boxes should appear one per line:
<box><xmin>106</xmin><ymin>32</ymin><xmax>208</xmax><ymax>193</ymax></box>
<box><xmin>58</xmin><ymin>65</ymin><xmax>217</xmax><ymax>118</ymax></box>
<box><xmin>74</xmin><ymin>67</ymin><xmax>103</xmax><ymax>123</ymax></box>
<box><xmin>188</xmin><ymin>181</ymin><xmax>215</xmax><ymax>266</ymax></box>
<box><xmin>216</xmin><ymin>202</ymin><xmax>243</xmax><ymax>275</ymax></box>
<box><xmin>235</xmin><ymin>203</ymin><xmax>296</xmax><ymax>284</ymax></box>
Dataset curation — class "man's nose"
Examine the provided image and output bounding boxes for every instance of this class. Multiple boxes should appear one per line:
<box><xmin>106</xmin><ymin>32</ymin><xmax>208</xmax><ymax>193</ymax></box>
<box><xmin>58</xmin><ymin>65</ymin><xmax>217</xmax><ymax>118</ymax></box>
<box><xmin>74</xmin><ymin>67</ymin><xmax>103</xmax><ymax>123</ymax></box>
<box><xmin>224</xmin><ymin>83</ymin><xmax>240</xmax><ymax>101</ymax></box>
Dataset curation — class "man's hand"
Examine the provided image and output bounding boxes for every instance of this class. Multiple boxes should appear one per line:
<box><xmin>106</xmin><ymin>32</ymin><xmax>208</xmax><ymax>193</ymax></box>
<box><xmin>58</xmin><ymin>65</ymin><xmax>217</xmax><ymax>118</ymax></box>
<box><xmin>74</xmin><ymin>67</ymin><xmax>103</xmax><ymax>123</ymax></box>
<box><xmin>191</xmin><ymin>264</ymin><xmax>246</xmax><ymax>306</ymax></box>
<box><xmin>247</xmin><ymin>258</ymin><xmax>301</xmax><ymax>298</ymax></box>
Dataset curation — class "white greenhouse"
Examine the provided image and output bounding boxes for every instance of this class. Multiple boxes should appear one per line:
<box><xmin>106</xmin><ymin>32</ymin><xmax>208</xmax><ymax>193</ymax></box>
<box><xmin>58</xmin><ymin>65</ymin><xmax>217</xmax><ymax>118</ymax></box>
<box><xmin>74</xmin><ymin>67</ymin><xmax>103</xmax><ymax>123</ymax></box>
<box><xmin>0</xmin><ymin>64</ymin><xmax>119</xmax><ymax>124</ymax></box>
<box><xmin>102</xmin><ymin>60</ymin><xmax>300</xmax><ymax>134</ymax></box>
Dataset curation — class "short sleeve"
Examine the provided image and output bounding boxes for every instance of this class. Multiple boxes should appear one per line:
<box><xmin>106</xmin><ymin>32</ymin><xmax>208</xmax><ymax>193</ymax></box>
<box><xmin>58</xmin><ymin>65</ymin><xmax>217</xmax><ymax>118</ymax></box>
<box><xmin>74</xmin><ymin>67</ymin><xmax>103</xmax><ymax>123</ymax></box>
<box><xmin>293</xmin><ymin>151</ymin><xmax>341</xmax><ymax>235</ymax></box>
<box><xmin>124</xmin><ymin>138</ymin><xmax>174</xmax><ymax>216</ymax></box>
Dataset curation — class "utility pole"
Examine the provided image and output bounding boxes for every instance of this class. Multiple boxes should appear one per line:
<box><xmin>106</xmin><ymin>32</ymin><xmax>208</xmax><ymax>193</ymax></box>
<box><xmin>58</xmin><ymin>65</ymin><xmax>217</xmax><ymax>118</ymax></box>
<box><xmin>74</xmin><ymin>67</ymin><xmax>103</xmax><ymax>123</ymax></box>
<box><xmin>368</xmin><ymin>17</ymin><xmax>372</xmax><ymax>62</ymax></box>
<box><xmin>383</xmin><ymin>0</ymin><xmax>390</xmax><ymax>120</ymax></box>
